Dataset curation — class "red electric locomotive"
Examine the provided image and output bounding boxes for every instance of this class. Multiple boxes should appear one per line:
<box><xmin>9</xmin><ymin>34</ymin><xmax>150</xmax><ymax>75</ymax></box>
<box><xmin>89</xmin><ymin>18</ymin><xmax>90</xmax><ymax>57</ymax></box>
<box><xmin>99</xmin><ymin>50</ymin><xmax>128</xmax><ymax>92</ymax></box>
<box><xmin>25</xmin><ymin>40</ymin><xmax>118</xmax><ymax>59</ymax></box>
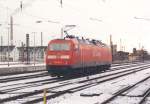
<box><xmin>46</xmin><ymin>35</ymin><xmax>112</xmax><ymax>76</ymax></box>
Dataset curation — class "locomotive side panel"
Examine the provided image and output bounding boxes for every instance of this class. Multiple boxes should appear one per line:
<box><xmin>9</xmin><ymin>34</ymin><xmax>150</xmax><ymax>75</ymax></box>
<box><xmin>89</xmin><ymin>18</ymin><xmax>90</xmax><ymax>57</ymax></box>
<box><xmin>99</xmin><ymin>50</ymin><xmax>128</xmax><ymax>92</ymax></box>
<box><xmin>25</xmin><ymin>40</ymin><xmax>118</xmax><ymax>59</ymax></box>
<box><xmin>46</xmin><ymin>37</ymin><xmax>112</xmax><ymax>76</ymax></box>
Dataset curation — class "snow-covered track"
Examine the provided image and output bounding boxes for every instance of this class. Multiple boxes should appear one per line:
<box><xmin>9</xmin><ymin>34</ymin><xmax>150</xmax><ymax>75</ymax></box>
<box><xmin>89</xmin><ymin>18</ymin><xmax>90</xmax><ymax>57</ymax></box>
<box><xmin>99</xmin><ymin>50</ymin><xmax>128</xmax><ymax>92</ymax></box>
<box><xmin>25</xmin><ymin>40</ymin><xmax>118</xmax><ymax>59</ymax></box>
<box><xmin>0</xmin><ymin>71</ymin><xmax>48</xmax><ymax>83</ymax></box>
<box><xmin>100</xmin><ymin>76</ymin><xmax>150</xmax><ymax>104</ymax></box>
<box><xmin>17</xmin><ymin>64</ymin><xmax>150</xmax><ymax>104</ymax></box>
<box><xmin>1</xmin><ymin>62</ymin><xmax>150</xmax><ymax>104</ymax></box>
<box><xmin>0</xmin><ymin>62</ymin><xmax>148</xmax><ymax>94</ymax></box>
<box><xmin>138</xmin><ymin>87</ymin><xmax>150</xmax><ymax>104</ymax></box>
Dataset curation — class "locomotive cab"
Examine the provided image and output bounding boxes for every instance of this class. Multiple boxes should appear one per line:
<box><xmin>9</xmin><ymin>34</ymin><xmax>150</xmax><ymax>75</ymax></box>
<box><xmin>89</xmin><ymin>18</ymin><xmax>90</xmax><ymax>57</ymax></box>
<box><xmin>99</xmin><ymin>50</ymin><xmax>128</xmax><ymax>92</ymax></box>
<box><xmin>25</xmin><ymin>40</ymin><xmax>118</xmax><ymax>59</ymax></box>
<box><xmin>46</xmin><ymin>39</ymin><xmax>75</xmax><ymax>76</ymax></box>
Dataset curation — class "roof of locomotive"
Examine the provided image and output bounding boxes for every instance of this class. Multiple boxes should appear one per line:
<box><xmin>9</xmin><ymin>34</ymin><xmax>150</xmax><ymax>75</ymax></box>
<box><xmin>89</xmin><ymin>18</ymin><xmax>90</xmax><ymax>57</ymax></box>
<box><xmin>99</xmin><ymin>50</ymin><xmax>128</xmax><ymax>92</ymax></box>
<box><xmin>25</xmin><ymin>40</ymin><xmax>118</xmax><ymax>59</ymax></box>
<box><xmin>49</xmin><ymin>35</ymin><xmax>108</xmax><ymax>47</ymax></box>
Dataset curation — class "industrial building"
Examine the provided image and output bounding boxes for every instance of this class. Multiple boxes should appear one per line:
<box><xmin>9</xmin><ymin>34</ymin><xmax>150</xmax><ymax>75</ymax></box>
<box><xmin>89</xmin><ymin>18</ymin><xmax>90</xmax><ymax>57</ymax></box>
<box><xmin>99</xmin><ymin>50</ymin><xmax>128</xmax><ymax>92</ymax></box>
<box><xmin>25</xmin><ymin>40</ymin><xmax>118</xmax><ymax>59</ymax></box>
<box><xmin>0</xmin><ymin>45</ymin><xmax>47</xmax><ymax>63</ymax></box>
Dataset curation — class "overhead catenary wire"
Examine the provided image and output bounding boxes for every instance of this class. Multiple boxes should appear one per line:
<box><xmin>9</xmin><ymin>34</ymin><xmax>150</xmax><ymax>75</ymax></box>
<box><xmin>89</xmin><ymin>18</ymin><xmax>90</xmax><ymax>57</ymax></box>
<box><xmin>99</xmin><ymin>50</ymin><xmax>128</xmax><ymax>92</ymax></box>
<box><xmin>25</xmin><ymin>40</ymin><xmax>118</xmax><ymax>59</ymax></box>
<box><xmin>0</xmin><ymin>0</ymin><xmax>107</xmax><ymax>41</ymax></box>
<box><xmin>1</xmin><ymin>0</ymin><xmax>105</xmax><ymax>27</ymax></box>
<box><xmin>55</xmin><ymin>0</ymin><xmax>104</xmax><ymax>22</ymax></box>
<box><xmin>0</xmin><ymin>4</ymin><xmax>61</xmax><ymax>36</ymax></box>
<box><xmin>134</xmin><ymin>16</ymin><xmax>150</xmax><ymax>21</ymax></box>
<box><xmin>0</xmin><ymin>5</ymin><xmax>60</xmax><ymax>24</ymax></box>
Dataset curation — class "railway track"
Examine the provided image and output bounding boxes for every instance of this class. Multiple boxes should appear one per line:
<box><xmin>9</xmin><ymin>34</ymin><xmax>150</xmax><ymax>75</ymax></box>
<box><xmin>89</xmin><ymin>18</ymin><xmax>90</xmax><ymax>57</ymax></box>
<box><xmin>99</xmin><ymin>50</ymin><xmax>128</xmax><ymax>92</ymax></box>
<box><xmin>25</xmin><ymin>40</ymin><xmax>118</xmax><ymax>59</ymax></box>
<box><xmin>0</xmin><ymin>61</ymin><xmax>147</xmax><ymax>84</ymax></box>
<box><xmin>1</xmin><ymin>62</ymin><xmax>150</xmax><ymax>104</ymax></box>
<box><xmin>99</xmin><ymin>76</ymin><xmax>150</xmax><ymax>104</ymax></box>
<box><xmin>22</xmin><ymin>64</ymin><xmax>150</xmax><ymax>104</ymax></box>
<box><xmin>0</xmin><ymin>71</ymin><xmax>48</xmax><ymax>83</ymax></box>
<box><xmin>139</xmin><ymin>87</ymin><xmax>150</xmax><ymax>104</ymax></box>
<box><xmin>0</xmin><ymin>62</ymin><xmax>144</xmax><ymax>93</ymax></box>
<box><xmin>111</xmin><ymin>61</ymin><xmax>144</xmax><ymax>67</ymax></box>
<box><xmin>0</xmin><ymin>62</ymin><xmax>148</xmax><ymax>94</ymax></box>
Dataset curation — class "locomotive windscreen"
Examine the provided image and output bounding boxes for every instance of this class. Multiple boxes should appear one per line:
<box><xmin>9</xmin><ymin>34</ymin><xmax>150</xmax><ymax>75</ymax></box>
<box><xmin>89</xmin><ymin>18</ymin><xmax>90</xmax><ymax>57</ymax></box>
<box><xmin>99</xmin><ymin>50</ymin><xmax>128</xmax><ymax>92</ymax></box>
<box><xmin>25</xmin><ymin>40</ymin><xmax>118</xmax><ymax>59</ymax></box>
<box><xmin>49</xmin><ymin>43</ymin><xmax>70</xmax><ymax>51</ymax></box>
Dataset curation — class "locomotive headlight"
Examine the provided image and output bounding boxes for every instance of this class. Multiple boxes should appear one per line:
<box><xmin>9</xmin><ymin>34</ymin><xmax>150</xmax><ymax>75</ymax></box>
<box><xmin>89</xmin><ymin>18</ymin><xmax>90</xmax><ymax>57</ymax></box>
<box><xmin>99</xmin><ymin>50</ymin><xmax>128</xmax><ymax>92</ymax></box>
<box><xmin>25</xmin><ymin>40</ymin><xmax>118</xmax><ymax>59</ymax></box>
<box><xmin>47</xmin><ymin>55</ymin><xmax>56</xmax><ymax>59</ymax></box>
<box><xmin>60</xmin><ymin>55</ymin><xmax>70</xmax><ymax>59</ymax></box>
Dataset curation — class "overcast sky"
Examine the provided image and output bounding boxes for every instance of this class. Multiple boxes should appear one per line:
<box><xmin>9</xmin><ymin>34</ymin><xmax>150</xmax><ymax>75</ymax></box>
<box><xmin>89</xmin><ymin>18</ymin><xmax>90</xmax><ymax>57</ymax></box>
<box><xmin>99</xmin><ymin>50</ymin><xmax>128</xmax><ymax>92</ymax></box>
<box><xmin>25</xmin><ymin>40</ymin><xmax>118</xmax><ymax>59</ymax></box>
<box><xmin>0</xmin><ymin>0</ymin><xmax>150</xmax><ymax>52</ymax></box>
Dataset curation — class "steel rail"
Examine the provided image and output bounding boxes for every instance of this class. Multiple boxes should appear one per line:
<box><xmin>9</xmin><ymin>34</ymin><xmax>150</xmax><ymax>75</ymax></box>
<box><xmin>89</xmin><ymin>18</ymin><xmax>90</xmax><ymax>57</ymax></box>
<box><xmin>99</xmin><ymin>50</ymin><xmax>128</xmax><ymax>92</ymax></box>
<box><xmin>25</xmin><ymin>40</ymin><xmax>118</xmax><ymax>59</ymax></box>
<box><xmin>100</xmin><ymin>76</ymin><xmax>150</xmax><ymax>104</ymax></box>
<box><xmin>0</xmin><ymin>62</ymin><xmax>148</xmax><ymax>94</ymax></box>
<box><xmin>22</xmin><ymin>65</ymin><xmax>150</xmax><ymax>104</ymax></box>
<box><xmin>138</xmin><ymin>87</ymin><xmax>150</xmax><ymax>104</ymax></box>
<box><xmin>1</xmin><ymin>63</ymin><xmax>150</xmax><ymax>103</ymax></box>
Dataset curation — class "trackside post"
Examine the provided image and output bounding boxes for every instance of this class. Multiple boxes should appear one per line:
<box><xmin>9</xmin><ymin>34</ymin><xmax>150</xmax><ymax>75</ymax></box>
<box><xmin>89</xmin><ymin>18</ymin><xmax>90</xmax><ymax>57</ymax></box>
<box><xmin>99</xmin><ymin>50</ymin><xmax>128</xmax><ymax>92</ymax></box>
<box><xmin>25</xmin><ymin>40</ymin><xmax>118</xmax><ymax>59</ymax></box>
<box><xmin>43</xmin><ymin>88</ymin><xmax>47</xmax><ymax>104</ymax></box>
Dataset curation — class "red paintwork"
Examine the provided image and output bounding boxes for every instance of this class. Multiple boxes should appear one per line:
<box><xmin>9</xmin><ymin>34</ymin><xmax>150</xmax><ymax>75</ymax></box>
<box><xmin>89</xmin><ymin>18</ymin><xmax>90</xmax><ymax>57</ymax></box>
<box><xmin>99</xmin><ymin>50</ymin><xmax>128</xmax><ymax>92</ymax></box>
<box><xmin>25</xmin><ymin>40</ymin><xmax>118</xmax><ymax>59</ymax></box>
<box><xmin>46</xmin><ymin>38</ymin><xmax>112</xmax><ymax>69</ymax></box>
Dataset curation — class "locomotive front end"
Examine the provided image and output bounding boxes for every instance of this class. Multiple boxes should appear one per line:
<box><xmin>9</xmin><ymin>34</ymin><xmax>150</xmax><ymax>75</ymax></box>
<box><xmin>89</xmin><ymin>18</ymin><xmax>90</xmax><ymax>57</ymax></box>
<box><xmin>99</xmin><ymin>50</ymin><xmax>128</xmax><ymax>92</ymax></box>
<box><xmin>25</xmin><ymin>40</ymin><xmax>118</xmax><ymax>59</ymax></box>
<box><xmin>46</xmin><ymin>39</ymin><xmax>74</xmax><ymax>76</ymax></box>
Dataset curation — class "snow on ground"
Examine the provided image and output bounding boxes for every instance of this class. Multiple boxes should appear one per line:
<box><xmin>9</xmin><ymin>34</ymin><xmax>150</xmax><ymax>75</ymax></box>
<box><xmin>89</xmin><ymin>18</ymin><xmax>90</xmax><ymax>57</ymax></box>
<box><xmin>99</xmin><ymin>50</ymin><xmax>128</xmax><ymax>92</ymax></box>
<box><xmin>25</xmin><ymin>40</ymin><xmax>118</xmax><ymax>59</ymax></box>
<box><xmin>108</xmin><ymin>96</ymin><xmax>141</xmax><ymax>104</ymax></box>
<box><xmin>0</xmin><ymin>62</ymin><xmax>46</xmax><ymax>75</ymax></box>
<box><xmin>0</xmin><ymin>75</ymin><xmax>53</xmax><ymax>91</ymax></box>
<box><xmin>5</xmin><ymin>93</ymin><xmax>52</xmax><ymax>104</ymax></box>
<box><xmin>45</xmin><ymin>68</ymin><xmax>150</xmax><ymax>104</ymax></box>
<box><xmin>146</xmin><ymin>97</ymin><xmax>150</xmax><ymax>104</ymax></box>
<box><xmin>48</xmin><ymin>93</ymin><xmax>111</xmax><ymax>104</ymax></box>
<box><xmin>0</xmin><ymin>61</ymin><xmax>147</xmax><ymax>77</ymax></box>
<box><xmin>124</xmin><ymin>78</ymin><xmax>150</xmax><ymax>96</ymax></box>
<box><xmin>0</xmin><ymin>62</ymin><xmax>45</xmax><ymax>68</ymax></box>
<box><xmin>0</xmin><ymin>76</ymin><xmax>54</xmax><ymax>99</ymax></box>
<box><xmin>1</xmin><ymin>62</ymin><xmax>150</xmax><ymax>104</ymax></box>
<box><xmin>0</xmin><ymin>71</ymin><xmax>46</xmax><ymax>79</ymax></box>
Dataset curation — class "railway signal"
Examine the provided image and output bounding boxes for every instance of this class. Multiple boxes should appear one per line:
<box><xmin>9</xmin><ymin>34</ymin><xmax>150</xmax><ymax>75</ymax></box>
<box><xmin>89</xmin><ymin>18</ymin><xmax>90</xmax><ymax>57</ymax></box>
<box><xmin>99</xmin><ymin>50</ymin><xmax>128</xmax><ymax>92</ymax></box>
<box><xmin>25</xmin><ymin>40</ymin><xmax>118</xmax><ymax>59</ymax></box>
<box><xmin>26</xmin><ymin>34</ymin><xmax>30</xmax><ymax>64</ymax></box>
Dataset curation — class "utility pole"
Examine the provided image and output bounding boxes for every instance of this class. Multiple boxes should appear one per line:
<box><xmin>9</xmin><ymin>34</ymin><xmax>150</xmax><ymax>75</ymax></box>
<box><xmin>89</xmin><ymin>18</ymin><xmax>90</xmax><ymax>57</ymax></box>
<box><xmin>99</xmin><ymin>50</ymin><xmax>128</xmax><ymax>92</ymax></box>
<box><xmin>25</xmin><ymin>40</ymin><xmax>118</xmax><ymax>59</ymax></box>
<box><xmin>1</xmin><ymin>36</ymin><xmax>3</xmax><ymax>62</ymax></box>
<box><xmin>110</xmin><ymin>35</ymin><xmax>113</xmax><ymax>62</ymax></box>
<box><xmin>32</xmin><ymin>32</ymin><xmax>36</xmax><ymax>65</ymax></box>
<box><xmin>60</xmin><ymin>0</ymin><xmax>63</xmax><ymax>8</ymax></box>
<box><xmin>120</xmin><ymin>38</ymin><xmax>122</xmax><ymax>51</ymax></box>
<box><xmin>7</xmin><ymin>16</ymin><xmax>19</xmax><ymax>46</ymax></box>
<box><xmin>26</xmin><ymin>34</ymin><xmax>30</xmax><ymax>64</ymax></box>
<box><xmin>34</xmin><ymin>32</ymin><xmax>35</xmax><ymax>66</ymax></box>
<box><xmin>7</xmin><ymin>27</ymin><xmax>10</xmax><ymax>66</ymax></box>
<box><xmin>41</xmin><ymin>32</ymin><xmax>44</xmax><ymax>61</ymax></box>
<box><xmin>61</xmin><ymin>28</ymin><xmax>64</xmax><ymax>38</ymax></box>
<box><xmin>10</xmin><ymin>16</ymin><xmax>13</xmax><ymax>46</ymax></box>
<box><xmin>21</xmin><ymin>42</ymin><xmax>25</xmax><ymax>62</ymax></box>
<box><xmin>41</xmin><ymin>32</ymin><xmax>43</xmax><ymax>46</ymax></box>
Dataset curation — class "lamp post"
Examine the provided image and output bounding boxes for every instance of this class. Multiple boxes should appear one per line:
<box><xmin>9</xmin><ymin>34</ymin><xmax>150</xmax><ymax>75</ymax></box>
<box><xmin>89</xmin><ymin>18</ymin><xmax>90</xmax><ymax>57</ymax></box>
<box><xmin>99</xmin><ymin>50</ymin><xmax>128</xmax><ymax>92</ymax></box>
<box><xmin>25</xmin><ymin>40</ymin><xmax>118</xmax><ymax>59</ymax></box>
<box><xmin>7</xmin><ymin>27</ymin><xmax>10</xmax><ymax>66</ymax></box>
<box><xmin>13</xmin><ymin>41</ymin><xmax>16</xmax><ymax>62</ymax></box>
<box><xmin>32</xmin><ymin>32</ymin><xmax>36</xmax><ymax>66</ymax></box>
<box><xmin>0</xmin><ymin>24</ymin><xmax>2</xmax><ymax>62</ymax></box>
<box><xmin>26</xmin><ymin>34</ymin><xmax>30</xmax><ymax>64</ymax></box>
<box><xmin>34</xmin><ymin>32</ymin><xmax>35</xmax><ymax>65</ymax></box>
<box><xmin>0</xmin><ymin>36</ymin><xmax>3</xmax><ymax>62</ymax></box>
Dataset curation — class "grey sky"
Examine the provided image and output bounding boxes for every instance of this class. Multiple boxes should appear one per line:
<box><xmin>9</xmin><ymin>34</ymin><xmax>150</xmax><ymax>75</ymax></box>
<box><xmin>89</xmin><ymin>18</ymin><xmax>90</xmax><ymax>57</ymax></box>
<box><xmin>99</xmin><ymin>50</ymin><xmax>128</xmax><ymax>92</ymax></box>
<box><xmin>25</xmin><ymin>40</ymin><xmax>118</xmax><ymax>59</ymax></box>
<box><xmin>0</xmin><ymin>0</ymin><xmax>150</xmax><ymax>52</ymax></box>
